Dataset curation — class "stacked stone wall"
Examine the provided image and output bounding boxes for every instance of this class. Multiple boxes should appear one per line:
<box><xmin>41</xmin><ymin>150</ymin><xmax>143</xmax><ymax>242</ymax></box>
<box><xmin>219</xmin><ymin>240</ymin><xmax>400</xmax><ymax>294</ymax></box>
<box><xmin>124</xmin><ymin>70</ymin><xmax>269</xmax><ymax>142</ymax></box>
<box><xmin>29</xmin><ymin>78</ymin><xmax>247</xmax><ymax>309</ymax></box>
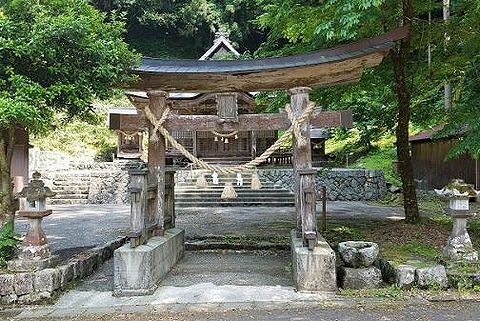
<box><xmin>0</xmin><ymin>238</ymin><xmax>125</xmax><ymax>304</ymax></box>
<box><xmin>259</xmin><ymin>168</ymin><xmax>387</xmax><ymax>201</ymax></box>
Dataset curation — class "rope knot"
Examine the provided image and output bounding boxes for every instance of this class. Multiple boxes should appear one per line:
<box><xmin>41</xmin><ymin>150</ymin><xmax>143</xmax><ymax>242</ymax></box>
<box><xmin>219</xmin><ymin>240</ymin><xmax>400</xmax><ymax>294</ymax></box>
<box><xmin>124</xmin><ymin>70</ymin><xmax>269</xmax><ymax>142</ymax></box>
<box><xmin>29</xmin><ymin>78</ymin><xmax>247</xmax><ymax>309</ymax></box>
<box><xmin>286</xmin><ymin>103</ymin><xmax>314</xmax><ymax>148</ymax></box>
<box><xmin>144</xmin><ymin>106</ymin><xmax>170</xmax><ymax>142</ymax></box>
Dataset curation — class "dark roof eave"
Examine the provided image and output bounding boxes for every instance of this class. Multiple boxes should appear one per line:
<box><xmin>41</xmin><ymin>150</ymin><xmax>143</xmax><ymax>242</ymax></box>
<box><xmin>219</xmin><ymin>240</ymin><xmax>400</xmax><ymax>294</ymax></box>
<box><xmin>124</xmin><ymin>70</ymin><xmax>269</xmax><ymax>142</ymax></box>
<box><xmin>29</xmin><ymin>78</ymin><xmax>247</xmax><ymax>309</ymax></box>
<box><xmin>132</xmin><ymin>27</ymin><xmax>408</xmax><ymax>75</ymax></box>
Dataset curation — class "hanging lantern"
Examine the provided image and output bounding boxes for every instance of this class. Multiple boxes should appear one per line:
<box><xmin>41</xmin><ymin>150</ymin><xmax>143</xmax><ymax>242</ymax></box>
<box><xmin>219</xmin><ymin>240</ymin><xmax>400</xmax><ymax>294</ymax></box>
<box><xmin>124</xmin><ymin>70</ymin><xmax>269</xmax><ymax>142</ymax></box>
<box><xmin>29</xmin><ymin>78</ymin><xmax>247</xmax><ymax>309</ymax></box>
<box><xmin>221</xmin><ymin>137</ymin><xmax>224</xmax><ymax>142</ymax></box>
<box><xmin>225</xmin><ymin>138</ymin><xmax>229</xmax><ymax>144</ymax></box>
<box><xmin>214</xmin><ymin>136</ymin><xmax>218</xmax><ymax>142</ymax></box>
<box><xmin>234</xmin><ymin>134</ymin><xmax>238</xmax><ymax>140</ymax></box>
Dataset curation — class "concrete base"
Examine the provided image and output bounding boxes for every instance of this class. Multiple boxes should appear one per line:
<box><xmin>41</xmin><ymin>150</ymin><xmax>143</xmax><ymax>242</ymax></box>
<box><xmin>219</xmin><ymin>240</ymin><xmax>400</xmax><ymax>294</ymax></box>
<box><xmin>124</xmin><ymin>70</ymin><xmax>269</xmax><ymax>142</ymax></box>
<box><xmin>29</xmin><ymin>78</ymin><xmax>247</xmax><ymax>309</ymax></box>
<box><xmin>291</xmin><ymin>230</ymin><xmax>337</xmax><ymax>292</ymax></box>
<box><xmin>113</xmin><ymin>228</ymin><xmax>184</xmax><ymax>296</ymax></box>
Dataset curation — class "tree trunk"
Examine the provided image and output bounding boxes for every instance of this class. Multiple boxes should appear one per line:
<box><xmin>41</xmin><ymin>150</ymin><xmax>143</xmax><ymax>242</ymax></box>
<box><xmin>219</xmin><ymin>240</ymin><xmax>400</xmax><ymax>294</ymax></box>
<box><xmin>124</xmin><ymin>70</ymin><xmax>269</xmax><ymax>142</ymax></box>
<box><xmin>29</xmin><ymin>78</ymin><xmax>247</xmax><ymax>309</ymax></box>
<box><xmin>0</xmin><ymin>128</ymin><xmax>17</xmax><ymax>228</ymax></box>
<box><xmin>391</xmin><ymin>0</ymin><xmax>420</xmax><ymax>223</ymax></box>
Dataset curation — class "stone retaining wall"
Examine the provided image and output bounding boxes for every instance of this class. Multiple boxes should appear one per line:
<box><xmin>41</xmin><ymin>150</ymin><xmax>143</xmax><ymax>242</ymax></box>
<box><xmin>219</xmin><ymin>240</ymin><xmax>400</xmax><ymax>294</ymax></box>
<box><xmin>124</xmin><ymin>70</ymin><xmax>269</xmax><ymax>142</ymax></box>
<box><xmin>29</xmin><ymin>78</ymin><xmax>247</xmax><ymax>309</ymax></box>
<box><xmin>0</xmin><ymin>237</ymin><xmax>126</xmax><ymax>305</ymax></box>
<box><xmin>259</xmin><ymin>168</ymin><xmax>387</xmax><ymax>201</ymax></box>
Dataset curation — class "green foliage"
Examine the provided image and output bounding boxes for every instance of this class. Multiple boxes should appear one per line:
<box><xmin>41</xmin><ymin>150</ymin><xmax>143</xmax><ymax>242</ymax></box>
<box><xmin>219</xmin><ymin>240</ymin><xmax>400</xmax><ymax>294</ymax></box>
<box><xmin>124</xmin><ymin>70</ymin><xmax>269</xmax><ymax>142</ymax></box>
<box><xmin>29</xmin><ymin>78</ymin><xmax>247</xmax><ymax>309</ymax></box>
<box><xmin>95</xmin><ymin>144</ymin><xmax>117</xmax><ymax>162</ymax></box>
<box><xmin>0</xmin><ymin>0</ymin><xmax>139</xmax><ymax>133</ymax></box>
<box><xmin>93</xmin><ymin>0</ymin><xmax>265</xmax><ymax>57</ymax></box>
<box><xmin>0</xmin><ymin>221</ymin><xmax>20</xmax><ymax>268</ymax></box>
<box><xmin>352</xmin><ymin>146</ymin><xmax>401</xmax><ymax>186</ymax></box>
<box><xmin>32</xmin><ymin>118</ymin><xmax>116</xmax><ymax>158</ymax></box>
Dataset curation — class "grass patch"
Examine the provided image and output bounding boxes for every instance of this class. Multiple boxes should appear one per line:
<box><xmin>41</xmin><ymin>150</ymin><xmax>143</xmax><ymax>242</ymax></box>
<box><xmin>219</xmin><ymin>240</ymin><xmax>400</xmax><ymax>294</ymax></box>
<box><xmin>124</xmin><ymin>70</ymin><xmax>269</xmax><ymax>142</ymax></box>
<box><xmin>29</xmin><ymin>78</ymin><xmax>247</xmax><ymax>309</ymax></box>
<box><xmin>339</xmin><ymin>285</ymin><xmax>406</xmax><ymax>299</ymax></box>
<box><xmin>324</xmin><ymin>224</ymin><xmax>366</xmax><ymax>249</ymax></box>
<box><xmin>351</xmin><ymin>147</ymin><xmax>401</xmax><ymax>186</ymax></box>
<box><xmin>381</xmin><ymin>241</ymin><xmax>441</xmax><ymax>265</ymax></box>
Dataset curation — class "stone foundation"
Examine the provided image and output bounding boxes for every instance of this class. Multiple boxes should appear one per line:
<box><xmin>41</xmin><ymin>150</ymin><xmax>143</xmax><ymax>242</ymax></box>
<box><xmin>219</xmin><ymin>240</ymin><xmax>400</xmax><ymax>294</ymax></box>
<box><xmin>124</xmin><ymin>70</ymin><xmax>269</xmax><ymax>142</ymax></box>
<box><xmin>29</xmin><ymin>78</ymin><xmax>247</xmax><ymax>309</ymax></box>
<box><xmin>113</xmin><ymin>228</ymin><xmax>185</xmax><ymax>296</ymax></box>
<box><xmin>260</xmin><ymin>168</ymin><xmax>387</xmax><ymax>201</ymax></box>
<box><xmin>291</xmin><ymin>230</ymin><xmax>337</xmax><ymax>292</ymax></box>
<box><xmin>0</xmin><ymin>237</ymin><xmax>125</xmax><ymax>304</ymax></box>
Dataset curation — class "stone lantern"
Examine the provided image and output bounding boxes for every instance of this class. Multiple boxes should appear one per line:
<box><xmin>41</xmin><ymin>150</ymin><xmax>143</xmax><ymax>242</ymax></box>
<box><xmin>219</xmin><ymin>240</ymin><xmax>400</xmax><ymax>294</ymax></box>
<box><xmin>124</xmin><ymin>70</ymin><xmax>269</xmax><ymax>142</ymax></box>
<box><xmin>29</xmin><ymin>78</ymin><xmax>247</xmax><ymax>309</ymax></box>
<box><xmin>435</xmin><ymin>179</ymin><xmax>479</xmax><ymax>262</ymax></box>
<box><xmin>8</xmin><ymin>171</ymin><xmax>57</xmax><ymax>271</ymax></box>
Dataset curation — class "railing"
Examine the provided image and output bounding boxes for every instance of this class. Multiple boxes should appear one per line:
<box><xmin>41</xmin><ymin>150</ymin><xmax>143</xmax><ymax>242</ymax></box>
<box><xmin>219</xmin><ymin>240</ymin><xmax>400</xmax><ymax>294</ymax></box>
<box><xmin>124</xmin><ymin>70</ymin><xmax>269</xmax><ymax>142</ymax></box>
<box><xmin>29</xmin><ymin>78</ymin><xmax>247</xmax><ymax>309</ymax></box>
<box><xmin>264</xmin><ymin>149</ymin><xmax>293</xmax><ymax>165</ymax></box>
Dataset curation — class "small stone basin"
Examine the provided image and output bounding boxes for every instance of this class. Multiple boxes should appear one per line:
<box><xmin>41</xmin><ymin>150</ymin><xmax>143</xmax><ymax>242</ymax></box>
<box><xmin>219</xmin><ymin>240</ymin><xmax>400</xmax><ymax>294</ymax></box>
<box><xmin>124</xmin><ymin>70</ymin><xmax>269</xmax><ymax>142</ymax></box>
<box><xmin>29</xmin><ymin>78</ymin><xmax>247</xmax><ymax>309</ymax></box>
<box><xmin>338</xmin><ymin>241</ymin><xmax>379</xmax><ymax>268</ymax></box>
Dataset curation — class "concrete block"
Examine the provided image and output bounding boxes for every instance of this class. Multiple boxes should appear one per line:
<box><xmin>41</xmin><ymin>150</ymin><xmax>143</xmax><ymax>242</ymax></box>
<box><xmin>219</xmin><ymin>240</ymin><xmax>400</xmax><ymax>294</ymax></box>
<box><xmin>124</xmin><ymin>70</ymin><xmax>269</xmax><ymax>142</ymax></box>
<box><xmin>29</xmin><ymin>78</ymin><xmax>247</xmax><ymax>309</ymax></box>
<box><xmin>113</xmin><ymin>228</ymin><xmax>184</xmax><ymax>296</ymax></box>
<box><xmin>291</xmin><ymin>230</ymin><xmax>337</xmax><ymax>292</ymax></box>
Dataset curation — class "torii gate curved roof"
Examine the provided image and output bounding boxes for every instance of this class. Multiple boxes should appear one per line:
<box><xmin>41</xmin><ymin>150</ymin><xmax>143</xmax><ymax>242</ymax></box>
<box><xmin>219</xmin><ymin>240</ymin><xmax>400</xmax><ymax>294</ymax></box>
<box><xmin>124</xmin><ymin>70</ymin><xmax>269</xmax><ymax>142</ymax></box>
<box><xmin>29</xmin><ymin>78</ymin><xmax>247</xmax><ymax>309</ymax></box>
<box><xmin>127</xmin><ymin>27</ymin><xmax>408</xmax><ymax>93</ymax></box>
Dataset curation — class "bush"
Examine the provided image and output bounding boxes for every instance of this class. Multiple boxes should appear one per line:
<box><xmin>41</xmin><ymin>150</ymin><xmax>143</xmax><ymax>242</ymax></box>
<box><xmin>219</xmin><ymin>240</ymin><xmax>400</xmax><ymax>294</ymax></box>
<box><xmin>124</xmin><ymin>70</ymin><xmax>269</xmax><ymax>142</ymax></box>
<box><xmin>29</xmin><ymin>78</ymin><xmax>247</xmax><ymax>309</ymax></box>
<box><xmin>94</xmin><ymin>144</ymin><xmax>117</xmax><ymax>162</ymax></box>
<box><xmin>0</xmin><ymin>222</ymin><xmax>20</xmax><ymax>268</ymax></box>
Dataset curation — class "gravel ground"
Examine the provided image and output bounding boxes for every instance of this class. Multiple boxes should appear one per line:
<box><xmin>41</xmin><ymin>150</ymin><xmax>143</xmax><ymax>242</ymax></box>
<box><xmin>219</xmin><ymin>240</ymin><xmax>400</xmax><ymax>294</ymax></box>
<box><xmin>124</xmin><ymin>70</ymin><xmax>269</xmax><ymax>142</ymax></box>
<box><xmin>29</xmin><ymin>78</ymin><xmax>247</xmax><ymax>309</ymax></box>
<box><xmin>4</xmin><ymin>300</ymin><xmax>480</xmax><ymax>321</ymax></box>
<box><xmin>14</xmin><ymin>201</ymin><xmax>403</xmax><ymax>251</ymax></box>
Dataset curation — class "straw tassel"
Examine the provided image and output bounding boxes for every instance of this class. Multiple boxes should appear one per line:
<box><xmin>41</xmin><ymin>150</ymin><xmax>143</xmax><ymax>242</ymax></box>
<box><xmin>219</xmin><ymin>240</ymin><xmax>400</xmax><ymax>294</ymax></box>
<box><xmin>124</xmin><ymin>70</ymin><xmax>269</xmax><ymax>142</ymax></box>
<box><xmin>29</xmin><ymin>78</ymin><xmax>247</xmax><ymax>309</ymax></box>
<box><xmin>221</xmin><ymin>182</ymin><xmax>237</xmax><ymax>199</ymax></box>
<box><xmin>196</xmin><ymin>174</ymin><xmax>208</xmax><ymax>188</ymax></box>
<box><xmin>251</xmin><ymin>171</ymin><xmax>262</xmax><ymax>190</ymax></box>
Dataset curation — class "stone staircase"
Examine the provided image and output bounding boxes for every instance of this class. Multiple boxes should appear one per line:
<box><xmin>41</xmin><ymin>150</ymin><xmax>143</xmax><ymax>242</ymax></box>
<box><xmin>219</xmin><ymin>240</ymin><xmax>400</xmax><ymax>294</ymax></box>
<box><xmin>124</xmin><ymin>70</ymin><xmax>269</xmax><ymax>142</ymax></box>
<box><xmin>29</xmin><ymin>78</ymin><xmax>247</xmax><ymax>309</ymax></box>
<box><xmin>200</xmin><ymin>156</ymin><xmax>253</xmax><ymax>166</ymax></box>
<box><xmin>175</xmin><ymin>171</ymin><xmax>295</xmax><ymax>207</ymax></box>
<box><xmin>48</xmin><ymin>171</ymin><xmax>91</xmax><ymax>205</ymax></box>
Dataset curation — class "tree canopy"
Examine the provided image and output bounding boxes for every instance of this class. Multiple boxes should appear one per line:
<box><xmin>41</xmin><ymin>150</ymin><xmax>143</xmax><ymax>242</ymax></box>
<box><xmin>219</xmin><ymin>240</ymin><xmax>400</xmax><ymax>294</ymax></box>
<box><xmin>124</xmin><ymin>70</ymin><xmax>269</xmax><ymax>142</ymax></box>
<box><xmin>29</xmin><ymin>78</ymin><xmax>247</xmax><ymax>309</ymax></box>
<box><xmin>92</xmin><ymin>0</ymin><xmax>265</xmax><ymax>58</ymax></box>
<box><xmin>0</xmin><ymin>0</ymin><xmax>138</xmax><ymax>225</ymax></box>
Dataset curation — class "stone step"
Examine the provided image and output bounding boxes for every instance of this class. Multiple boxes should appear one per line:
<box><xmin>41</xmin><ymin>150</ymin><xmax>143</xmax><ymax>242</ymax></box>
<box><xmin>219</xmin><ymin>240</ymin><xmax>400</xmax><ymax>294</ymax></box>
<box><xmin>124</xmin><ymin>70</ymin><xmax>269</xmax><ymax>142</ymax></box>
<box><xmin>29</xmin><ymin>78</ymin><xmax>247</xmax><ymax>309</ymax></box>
<box><xmin>50</xmin><ymin>194</ymin><xmax>89</xmax><ymax>200</ymax></box>
<box><xmin>48</xmin><ymin>199</ymin><xmax>89</xmax><ymax>205</ymax></box>
<box><xmin>176</xmin><ymin>198</ymin><xmax>295</xmax><ymax>203</ymax></box>
<box><xmin>175</xmin><ymin>185</ymin><xmax>280</xmax><ymax>190</ymax></box>
<box><xmin>175</xmin><ymin>191</ymin><xmax>293</xmax><ymax>197</ymax></box>
<box><xmin>176</xmin><ymin>195</ymin><xmax>293</xmax><ymax>199</ymax></box>
<box><xmin>51</xmin><ymin>186</ymin><xmax>89</xmax><ymax>192</ymax></box>
<box><xmin>175</xmin><ymin>201</ymin><xmax>294</xmax><ymax>207</ymax></box>
<box><xmin>53</xmin><ymin>178</ymin><xmax>91</xmax><ymax>183</ymax></box>
<box><xmin>176</xmin><ymin>189</ymin><xmax>283</xmax><ymax>194</ymax></box>
<box><xmin>176</xmin><ymin>194</ymin><xmax>294</xmax><ymax>200</ymax></box>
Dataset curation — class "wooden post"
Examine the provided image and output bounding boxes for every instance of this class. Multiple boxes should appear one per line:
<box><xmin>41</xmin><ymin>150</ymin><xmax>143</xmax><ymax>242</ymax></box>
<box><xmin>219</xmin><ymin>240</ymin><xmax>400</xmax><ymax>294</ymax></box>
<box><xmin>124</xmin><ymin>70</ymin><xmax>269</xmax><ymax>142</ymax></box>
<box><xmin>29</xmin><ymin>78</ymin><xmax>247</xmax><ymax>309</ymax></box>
<box><xmin>128</xmin><ymin>168</ymin><xmax>148</xmax><ymax>248</ymax></box>
<box><xmin>146</xmin><ymin>89</ymin><xmax>168</xmax><ymax>237</ymax></box>
<box><xmin>288</xmin><ymin>87</ymin><xmax>313</xmax><ymax>239</ymax></box>
<box><xmin>164</xmin><ymin>168</ymin><xmax>176</xmax><ymax>229</ymax></box>
<box><xmin>192</xmin><ymin>131</ymin><xmax>198</xmax><ymax>157</ymax></box>
<box><xmin>251</xmin><ymin>131</ymin><xmax>256</xmax><ymax>159</ymax></box>
<box><xmin>320</xmin><ymin>186</ymin><xmax>327</xmax><ymax>233</ymax></box>
<box><xmin>298</xmin><ymin>169</ymin><xmax>317</xmax><ymax>249</ymax></box>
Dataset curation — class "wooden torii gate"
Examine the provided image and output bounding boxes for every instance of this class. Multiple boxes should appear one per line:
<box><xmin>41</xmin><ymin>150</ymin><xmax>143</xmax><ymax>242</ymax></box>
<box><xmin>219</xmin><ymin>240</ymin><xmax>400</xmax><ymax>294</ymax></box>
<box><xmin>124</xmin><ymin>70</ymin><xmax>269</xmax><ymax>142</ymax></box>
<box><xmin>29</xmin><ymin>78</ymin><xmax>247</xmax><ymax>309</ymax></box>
<box><xmin>121</xmin><ymin>90</ymin><xmax>352</xmax><ymax>247</ymax></box>
<box><xmin>122</xmin><ymin>27</ymin><xmax>408</xmax><ymax>249</ymax></box>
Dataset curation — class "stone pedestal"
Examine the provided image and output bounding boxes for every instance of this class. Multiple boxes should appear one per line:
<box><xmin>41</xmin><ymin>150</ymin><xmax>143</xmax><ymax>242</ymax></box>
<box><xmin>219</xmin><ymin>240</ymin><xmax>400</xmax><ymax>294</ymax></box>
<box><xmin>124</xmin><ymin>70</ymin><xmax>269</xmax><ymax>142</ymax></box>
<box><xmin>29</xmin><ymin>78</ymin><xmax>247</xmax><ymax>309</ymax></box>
<box><xmin>443</xmin><ymin>211</ymin><xmax>478</xmax><ymax>261</ymax></box>
<box><xmin>8</xmin><ymin>210</ymin><xmax>58</xmax><ymax>272</ymax></box>
<box><xmin>291</xmin><ymin>230</ymin><xmax>337</xmax><ymax>292</ymax></box>
<box><xmin>113</xmin><ymin>228</ymin><xmax>184</xmax><ymax>296</ymax></box>
<box><xmin>435</xmin><ymin>183</ymin><xmax>479</xmax><ymax>262</ymax></box>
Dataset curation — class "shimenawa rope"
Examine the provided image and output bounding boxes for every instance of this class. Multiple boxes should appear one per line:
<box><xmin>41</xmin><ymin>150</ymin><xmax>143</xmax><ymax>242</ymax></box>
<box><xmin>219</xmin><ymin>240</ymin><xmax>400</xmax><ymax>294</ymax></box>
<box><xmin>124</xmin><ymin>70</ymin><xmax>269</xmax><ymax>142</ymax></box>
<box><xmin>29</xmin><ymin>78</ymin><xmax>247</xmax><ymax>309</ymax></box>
<box><xmin>142</xmin><ymin>102</ymin><xmax>315</xmax><ymax>174</ymax></box>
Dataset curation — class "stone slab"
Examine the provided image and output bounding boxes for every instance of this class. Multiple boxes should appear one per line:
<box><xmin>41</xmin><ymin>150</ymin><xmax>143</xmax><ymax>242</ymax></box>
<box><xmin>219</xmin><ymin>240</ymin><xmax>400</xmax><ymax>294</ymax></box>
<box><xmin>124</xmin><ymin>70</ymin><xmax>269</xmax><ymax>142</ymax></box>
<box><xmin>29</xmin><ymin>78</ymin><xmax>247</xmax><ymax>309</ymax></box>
<box><xmin>291</xmin><ymin>230</ymin><xmax>337</xmax><ymax>292</ymax></box>
<box><xmin>113</xmin><ymin>228</ymin><xmax>185</xmax><ymax>296</ymax></box>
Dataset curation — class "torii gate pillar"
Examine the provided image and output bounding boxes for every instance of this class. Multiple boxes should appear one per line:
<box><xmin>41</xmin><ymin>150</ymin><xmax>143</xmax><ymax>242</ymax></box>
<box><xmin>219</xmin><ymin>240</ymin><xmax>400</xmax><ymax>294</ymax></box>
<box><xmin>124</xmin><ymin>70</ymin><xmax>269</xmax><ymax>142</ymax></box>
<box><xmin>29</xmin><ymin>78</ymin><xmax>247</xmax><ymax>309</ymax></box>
<box><xmin>288</xmin><ymin>87</ymin><xmax>337</xmax><ymax>293</ymax></box>
<box><xmin>146</xmin><ymin>89</ymin><xmax>167</xmax><ymax>235</ymax></box>
<box><xmin>114</xmin><ymin>90</ymin><xmax>184</xmax><ymax>297</ymax></box>
<box><xmin>288</xmin><ymin>87</ymin><xmax>314</xmax><ymax>241</ymax></box>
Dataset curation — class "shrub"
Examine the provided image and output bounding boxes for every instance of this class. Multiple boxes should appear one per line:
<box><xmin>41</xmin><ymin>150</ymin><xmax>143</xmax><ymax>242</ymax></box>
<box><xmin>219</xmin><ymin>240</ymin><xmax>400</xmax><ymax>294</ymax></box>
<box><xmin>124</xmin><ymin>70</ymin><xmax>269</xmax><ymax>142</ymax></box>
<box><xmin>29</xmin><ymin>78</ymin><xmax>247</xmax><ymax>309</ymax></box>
<box><xmin>0</xmin><ymin>222</ymin><xmax>20</xmax><ymax>268</ymax></box>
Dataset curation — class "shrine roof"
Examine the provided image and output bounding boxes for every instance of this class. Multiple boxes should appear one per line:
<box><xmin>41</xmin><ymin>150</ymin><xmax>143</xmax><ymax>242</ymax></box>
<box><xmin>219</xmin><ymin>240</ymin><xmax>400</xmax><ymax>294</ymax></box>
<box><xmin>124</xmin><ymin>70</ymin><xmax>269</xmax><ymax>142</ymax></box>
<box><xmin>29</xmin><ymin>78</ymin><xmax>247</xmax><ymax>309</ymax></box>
<box><xmin>127</xmin><ymin>27</ymin><xmax>408</xmax><ymax>93</ymax></box>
